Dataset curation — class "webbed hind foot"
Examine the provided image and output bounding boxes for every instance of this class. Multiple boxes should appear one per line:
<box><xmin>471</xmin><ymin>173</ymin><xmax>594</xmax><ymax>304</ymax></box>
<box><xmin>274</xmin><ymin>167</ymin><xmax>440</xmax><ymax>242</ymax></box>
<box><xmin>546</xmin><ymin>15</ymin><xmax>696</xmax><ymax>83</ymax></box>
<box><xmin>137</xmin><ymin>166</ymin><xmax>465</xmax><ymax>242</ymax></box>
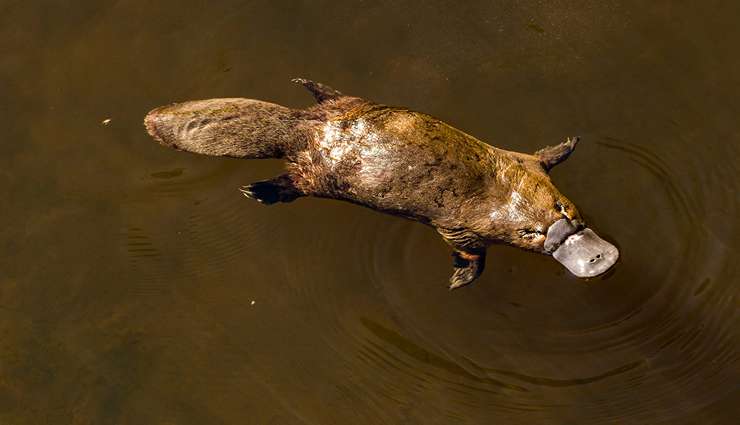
<box><xmin>292</xmin><ymin>78</ymin><xmax>344</xmax><ymax>103</ymax></box>
<box><xmin>240</xmin><ymin>174</ymin><xmax>303</xmax><ymax>205</ymax></box>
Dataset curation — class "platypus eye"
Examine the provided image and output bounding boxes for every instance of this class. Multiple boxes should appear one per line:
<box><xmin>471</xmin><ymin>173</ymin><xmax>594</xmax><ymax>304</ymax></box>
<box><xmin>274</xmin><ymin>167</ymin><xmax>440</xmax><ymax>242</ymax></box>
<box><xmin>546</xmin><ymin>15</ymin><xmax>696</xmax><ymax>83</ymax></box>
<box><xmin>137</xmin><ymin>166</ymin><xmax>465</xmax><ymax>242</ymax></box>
<box><xmin>518</xmin><ymin>229</ymin><xmax>545</xmax><ymax>239</ymax></box>
<box><xmin>555</xmin><ymin>200</ymin><xmax>570</xmax><ymax>219</ymax></box>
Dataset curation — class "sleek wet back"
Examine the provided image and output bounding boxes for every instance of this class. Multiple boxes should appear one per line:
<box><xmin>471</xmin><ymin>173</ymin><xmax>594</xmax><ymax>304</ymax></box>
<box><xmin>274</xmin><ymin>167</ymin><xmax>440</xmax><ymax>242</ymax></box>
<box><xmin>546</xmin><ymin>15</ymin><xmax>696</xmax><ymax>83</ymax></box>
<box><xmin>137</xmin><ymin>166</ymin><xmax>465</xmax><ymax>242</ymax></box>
<box><xmin>1</xmin><ymin>1</ymin><xmax>739</xmax><ymax>424</ymax></box>
<box><xmin>146</xmin><ymin>84</ymin><xmax>599</xmax><ymax>288</ymax></box>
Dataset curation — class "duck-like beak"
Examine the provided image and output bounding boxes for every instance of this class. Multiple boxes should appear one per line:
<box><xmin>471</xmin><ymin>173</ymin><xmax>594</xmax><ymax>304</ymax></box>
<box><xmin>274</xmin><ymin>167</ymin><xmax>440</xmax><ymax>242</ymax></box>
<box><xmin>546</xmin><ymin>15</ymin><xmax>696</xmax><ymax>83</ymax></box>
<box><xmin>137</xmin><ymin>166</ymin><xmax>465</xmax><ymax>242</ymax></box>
<box><xmin>544</xmin><ymin>219</ymin><xmax>619</xmax><ymax>278</ymax></box>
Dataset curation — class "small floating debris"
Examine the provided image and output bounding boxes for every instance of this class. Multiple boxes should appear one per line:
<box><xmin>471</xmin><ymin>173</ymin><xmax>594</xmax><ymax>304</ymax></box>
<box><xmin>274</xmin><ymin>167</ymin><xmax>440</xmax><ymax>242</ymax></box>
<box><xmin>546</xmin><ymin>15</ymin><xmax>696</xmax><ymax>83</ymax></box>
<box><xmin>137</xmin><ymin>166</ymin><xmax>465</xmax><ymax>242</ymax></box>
<box><xmin>527</xmin><ymin>20</ymin><xmax>545</xmax><ymax>34</ymax></box>
<box><xmin>102</xmin><ymin>118</ymin><xmax>112</xmax><ymax>126</ymax></box>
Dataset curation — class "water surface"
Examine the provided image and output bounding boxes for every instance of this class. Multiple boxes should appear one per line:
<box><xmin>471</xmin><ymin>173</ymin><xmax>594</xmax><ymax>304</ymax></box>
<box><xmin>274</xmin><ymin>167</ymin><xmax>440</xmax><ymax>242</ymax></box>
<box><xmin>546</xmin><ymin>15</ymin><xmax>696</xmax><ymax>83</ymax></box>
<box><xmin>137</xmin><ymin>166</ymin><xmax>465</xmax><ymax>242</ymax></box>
<box><xmin>1</xmin><ymin>1</ymin><xmax>738</xmax><ymax>424</ymax></box>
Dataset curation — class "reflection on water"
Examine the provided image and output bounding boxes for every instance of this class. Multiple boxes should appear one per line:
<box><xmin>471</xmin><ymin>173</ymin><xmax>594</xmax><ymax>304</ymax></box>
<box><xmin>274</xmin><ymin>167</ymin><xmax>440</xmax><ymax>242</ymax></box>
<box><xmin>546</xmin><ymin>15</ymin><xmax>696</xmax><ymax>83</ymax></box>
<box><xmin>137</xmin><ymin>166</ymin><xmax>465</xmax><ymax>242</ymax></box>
<box><xmin>1</xmin><ymin>1</ymin><xmax>739</xmax><ymax>424</ymax></box>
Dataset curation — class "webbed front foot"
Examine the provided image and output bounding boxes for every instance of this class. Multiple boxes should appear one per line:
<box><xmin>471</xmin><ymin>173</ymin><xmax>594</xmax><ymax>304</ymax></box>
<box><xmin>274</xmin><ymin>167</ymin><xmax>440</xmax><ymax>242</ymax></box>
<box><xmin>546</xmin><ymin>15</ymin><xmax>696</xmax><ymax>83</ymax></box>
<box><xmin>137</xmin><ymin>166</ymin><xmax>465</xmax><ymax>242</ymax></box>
<box><xmin>449</xmin><ymin>250</ymin><xmax>486</xmax><ymax>290</ymax></box>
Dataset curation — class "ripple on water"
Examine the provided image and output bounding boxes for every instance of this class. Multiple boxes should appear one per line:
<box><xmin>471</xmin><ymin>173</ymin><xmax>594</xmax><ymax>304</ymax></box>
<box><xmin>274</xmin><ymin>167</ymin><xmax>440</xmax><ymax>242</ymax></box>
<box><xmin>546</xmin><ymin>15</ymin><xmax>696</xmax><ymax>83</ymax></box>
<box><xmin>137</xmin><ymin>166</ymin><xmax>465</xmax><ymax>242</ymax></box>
<box><xmin>122</xmin><ymin>136</ymin><xmax>737</xmax><ymax>423</ymax></box>
<box><xmin>328</xmin><ymin>136</ymin><xmax>739</xmax><ymax>423</ymax></box>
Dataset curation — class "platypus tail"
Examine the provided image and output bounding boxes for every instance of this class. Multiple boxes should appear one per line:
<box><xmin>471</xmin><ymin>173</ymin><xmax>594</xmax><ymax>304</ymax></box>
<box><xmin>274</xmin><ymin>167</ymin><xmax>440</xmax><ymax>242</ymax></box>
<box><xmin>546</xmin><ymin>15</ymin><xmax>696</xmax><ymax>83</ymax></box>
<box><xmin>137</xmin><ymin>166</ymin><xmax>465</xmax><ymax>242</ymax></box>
<box><xmin>144</xmin><ymin>98</ymin><xmax>306</xmax><ymax>159</ymax></box>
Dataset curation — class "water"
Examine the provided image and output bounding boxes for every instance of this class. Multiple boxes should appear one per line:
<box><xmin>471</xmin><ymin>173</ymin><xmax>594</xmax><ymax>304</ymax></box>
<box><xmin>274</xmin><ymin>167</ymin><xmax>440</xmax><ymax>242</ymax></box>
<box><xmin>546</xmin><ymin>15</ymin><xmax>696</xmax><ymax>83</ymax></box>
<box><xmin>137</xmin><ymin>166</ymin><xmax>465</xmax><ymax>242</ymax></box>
<box><xmin>1</xmin><ymin>1</ymin><xmax>738</xmax><ymax>424</ymax></box>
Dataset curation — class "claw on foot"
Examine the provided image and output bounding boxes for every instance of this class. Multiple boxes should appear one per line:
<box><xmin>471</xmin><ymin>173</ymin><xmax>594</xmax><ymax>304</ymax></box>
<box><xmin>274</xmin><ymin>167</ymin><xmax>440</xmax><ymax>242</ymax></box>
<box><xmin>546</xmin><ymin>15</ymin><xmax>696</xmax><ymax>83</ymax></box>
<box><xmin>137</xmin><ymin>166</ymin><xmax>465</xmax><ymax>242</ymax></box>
<box><xmin>239</xmin><ymin>175</ymin><xmax>302</xmax><ymax>205</ymax></box>
<box><xmin>239</xmin><ymin>186</ymin><xmax>255</xmax><ymax>200</ymax></box>
<box><xmin>448</xmin><ymin>251</ymin><xmax>486</xmax><ymax>290</ymax></box>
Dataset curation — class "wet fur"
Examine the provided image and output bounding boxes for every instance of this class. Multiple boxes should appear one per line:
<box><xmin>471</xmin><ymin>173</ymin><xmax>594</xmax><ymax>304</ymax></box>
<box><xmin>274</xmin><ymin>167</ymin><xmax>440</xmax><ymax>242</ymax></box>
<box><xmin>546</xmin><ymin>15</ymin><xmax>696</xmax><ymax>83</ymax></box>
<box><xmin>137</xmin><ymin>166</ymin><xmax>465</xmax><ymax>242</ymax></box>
<box><xmin>144</xmin><ymin>79</ymin><xmax>582</xmax><ymax>289</ymax></box>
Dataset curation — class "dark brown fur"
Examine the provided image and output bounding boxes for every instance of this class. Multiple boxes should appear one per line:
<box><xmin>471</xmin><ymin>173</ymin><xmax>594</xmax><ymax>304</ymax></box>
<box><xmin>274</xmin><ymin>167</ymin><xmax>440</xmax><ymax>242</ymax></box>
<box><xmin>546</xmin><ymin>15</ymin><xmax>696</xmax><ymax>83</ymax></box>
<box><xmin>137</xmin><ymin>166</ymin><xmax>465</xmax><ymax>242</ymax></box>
<box><xmin>144</xmin><ymin>79</ymin><xmax>582</xmax><ymax>288</ymax></box>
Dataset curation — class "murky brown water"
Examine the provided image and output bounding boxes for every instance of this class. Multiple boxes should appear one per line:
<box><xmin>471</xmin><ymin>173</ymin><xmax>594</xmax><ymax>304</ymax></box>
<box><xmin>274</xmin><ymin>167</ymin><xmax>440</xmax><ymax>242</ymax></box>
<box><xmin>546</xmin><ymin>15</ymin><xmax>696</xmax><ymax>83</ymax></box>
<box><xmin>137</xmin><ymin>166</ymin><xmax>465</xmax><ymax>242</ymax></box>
<box><xmin>2</xmin><ymin>1</ymin><xmax>739</xmax><ymax>424</ymax></box>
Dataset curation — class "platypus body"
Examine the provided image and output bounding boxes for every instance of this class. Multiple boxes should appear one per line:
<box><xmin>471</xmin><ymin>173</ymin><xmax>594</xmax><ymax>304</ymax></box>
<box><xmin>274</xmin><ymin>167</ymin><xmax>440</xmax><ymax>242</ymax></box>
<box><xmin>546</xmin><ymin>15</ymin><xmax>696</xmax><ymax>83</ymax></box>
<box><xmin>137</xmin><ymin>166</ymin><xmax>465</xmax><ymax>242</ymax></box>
<box><xmin>145</xmin><ymin>79</ymin><xmax>618</xmax><ymax>288</ymax></box>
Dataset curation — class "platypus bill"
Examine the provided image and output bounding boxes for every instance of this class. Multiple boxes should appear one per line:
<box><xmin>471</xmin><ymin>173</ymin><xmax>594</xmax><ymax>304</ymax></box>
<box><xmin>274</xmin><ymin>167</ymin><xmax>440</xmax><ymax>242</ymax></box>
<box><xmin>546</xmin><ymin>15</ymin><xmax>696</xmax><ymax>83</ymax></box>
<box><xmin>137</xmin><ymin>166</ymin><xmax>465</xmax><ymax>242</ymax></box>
<box><xmin>144</xmin><ymin>79</ymin><xmax>619</xmax><ymax>289</ymax></box>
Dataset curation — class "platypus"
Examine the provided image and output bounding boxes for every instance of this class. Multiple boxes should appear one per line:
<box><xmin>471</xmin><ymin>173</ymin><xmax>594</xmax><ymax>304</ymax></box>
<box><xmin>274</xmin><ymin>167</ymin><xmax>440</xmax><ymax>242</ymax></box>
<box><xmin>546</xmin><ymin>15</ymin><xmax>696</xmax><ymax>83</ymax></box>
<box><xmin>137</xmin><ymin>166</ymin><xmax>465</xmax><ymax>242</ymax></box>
<box><xmin>144</xmin><ymin>79</ymin><xmax>618</xmax><ymax>289</ymax></box>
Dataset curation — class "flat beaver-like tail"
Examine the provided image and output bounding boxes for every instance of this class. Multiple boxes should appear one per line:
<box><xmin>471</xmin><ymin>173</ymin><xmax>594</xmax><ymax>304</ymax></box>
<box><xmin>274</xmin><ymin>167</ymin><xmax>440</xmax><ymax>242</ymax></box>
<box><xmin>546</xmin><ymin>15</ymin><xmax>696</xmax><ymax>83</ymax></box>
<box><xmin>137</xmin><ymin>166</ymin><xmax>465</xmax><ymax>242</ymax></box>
<box><xmin>144</xmin><ymin>98</ymin><xmax>306</xmax><ymax>159</ymax></box>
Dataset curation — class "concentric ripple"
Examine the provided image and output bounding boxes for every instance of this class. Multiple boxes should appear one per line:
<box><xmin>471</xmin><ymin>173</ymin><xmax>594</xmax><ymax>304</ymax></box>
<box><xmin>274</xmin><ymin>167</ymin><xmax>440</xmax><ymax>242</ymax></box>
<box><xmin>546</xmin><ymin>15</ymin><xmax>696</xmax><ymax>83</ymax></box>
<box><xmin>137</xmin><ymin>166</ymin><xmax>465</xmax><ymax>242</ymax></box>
<box><xmin>117</xmin><ymin>127</ymin><xmax>740</xmax><ymax>425</ymax></box>
<box><xmin>118</xmin><ymin>132</ymin><xmax>738</xmax><ymax>424</ymax></box>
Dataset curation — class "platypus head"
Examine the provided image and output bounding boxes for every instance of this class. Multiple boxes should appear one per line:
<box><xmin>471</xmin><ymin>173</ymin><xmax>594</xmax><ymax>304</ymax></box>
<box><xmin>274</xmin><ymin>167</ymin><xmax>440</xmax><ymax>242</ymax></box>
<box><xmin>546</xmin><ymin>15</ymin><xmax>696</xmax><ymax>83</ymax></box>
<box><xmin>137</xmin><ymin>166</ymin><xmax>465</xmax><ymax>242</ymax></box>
<box><xmin>484</xmin><ymin>138</ymin><xmax>619</xmax><ymax>278</ymax></box>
